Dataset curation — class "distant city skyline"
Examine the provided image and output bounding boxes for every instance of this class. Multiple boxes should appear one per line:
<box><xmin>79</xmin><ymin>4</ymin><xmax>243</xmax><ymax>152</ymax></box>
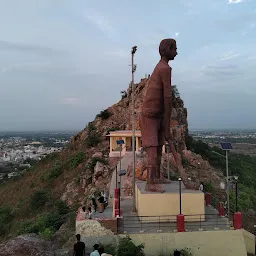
<box><xmin>0</xmin><ymin>0</ymin><xmax>256</xmax><ymax>131</ymax></box>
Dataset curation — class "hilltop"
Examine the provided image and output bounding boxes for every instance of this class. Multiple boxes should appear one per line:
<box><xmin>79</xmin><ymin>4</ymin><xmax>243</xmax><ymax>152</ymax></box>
<box><xmin>0</xmin><ymin>77</ymin><xmax>256</xmax><ymax>247</ymax></box>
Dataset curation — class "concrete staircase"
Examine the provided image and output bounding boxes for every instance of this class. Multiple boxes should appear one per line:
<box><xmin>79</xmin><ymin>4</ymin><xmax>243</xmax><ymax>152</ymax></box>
<box><xmin>108</xmin><ymin>152</ymin><xmax>133</xmax><ymax>207</ymax></box>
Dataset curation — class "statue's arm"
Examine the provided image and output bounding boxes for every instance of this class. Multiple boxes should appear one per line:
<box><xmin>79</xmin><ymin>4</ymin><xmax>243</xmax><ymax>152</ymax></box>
<box><xmin>160</xmin><ymin>66</ymin><xmax>172</xmax><ymax>140</ymax></box>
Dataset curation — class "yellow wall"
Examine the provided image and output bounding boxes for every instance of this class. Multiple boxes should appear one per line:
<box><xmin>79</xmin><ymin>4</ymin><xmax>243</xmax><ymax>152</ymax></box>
<box><xmin>121</xmin><ymin>229</ymin><xmax>253</xmax><ymax>256</ymax></box>
<box><xmin>136</xmin><ymin>184</ymin><xmax>205</xmax><ymax>221</ymax></box>
<box><xmin>243</xmin><ymin>229</ymin><xmax>255</xmax><ymax>255</ymax></box>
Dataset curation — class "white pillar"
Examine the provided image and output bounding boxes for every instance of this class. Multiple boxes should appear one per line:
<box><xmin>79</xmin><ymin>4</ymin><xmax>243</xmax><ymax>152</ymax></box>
<box><xmin>109</xmin><ymin>137</ymin><xmax>113</xmax><ymax>152</ymax></box>
<box><xmin>136</xmin><ymin>137</ymin><xmax>139</xmax><ymax>151</ymax></box>
<box><xmin>122</xmin><ymin>136</ymin><xmax>126</xmax><ymax>156</ymax></box>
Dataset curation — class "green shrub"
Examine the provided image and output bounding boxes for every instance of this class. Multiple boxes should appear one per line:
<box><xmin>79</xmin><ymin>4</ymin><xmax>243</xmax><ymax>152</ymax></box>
<box><xmin>204</xmin><ymin>181</ymin><xmax>214</xmax><ymax>194</ymax></box>
<box><xmin>54</xmin><ymin>200</ymin><xmax>71</xmax><ymax>215</ymax></box>
<box><xmin>99</xmin><ymin>243</ymin><xmax>116</xmax><ymax>256</ymax></box>
<box><xmin>180</xmin><ymin>247</ymin><xmax>193</xmax><ymax>256</ymax></box>
<box><xmin>120</xmin><ymin>90</ymin><xmax>127</xmax><ymax>99</ymax></box>
<box><xmin>97</xmin><ymin>109</ymin><xmax>111</xmax><ymax>120</ymax></box>
<box><xmin>30</xmin><ymin>182</ymin><xmax>35</xmax><ymax>188</ymax></box>
<box><xmin>70</xmin><ymin>152</ymin><xmax>85</xmax><ymax>168</ymax></box>
<box><xmin>172</xmin><ymin>85</ymin><xmax>180</xmax><ymax>98</ymax></box>
<box><xmin>38</xmin><ymin>212</ymin><xmax>63</xmax><ymax>231</ymax></box>
<box><xmin>117</xmin><ymin>236</ymin><xmax>145</xmax><ymax>256</ymax></box>
<box><xmin>40</xmin><ymin>161</ymin><xmax>63</xmax><ymax>181</ymax></box>
<box><xmin>30</xmin><ymin>190</ymin><xmax>50</xmax><ymax>210</ymax></box>
<box><xmin>87</xmin><ymin>157</ymin><xmax>108</xmax><ymax>173</ymax></box>
<box><xmin>0</xmin><ymin>206</ymin><xmax>13</xmax><ymax>236</ymax></box>
<box><xmin>39</xmin><ymin>227</ymin><xmax>53</xmax><ymax>240</ymax></box>
<box><xmin>181</xmin><ymin>156</ymin><xmax>189</xmax><ymax>166</ymax></box>
<box><xmin>18</xmin><ymin>211</ymin><xmax>65</xmax><ymax>237</ymax></box>
<box><xmin>18</xmin><ymin>220</ymin><xmax>40</xmax><ymax>234</ymax></box>
<box><xmin>85</xmin><ymin>123</ymin><xmax>101</xmax><ymax>148</ymax></box>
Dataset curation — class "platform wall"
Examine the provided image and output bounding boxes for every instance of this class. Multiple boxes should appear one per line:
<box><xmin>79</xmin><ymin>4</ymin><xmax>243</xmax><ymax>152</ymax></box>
<box><xmin>123</xmin><ymin>229</ymin><xmax>253</xmax><ymax>256</ymax></box>
<box><xmin>135</xmin><ymin>184</ymin><xmax>205</xmax><ymax>222</ymax></box>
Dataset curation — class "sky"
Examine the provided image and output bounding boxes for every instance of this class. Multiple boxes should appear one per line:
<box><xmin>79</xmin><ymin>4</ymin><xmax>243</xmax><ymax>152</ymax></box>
<box><xmin>0</xmin><ymin>0</ymin><xmax>256</xmax><ymax>131</ymax></box>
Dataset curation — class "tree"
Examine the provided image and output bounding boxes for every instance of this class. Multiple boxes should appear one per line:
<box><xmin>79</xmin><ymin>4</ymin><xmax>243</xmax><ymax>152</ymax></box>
<box><xmin>120</xmin><ymin>90</ymin><xmax>127</xmax><ymax>99</ymax></box>
<box><xmin>172</xmin><ymin>85</ymin><xmax>180</xmax><ymax>97</ymax></box>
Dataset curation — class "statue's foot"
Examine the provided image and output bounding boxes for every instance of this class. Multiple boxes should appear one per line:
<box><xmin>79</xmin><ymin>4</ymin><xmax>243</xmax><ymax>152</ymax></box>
<box><xmin>145</xmin><ymin>184</ymin><xmax>165</xmax><ymax>193</ymax></box>
<box><xmin>154</xmin><ymin>178</ymin><xmax>171</xmax><ymax>184</ymax></box>
<box><xmin>184</xmin><ymin>182</ymin><xmax>200</xmax><ymax>190</ymax></box>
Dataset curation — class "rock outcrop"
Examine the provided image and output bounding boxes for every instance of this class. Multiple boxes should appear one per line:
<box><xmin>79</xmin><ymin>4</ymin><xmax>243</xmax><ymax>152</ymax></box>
<box><xmin>0</xmin><ymin>234</ymin><xmax>55</xmax><ymax>256</ymax></box>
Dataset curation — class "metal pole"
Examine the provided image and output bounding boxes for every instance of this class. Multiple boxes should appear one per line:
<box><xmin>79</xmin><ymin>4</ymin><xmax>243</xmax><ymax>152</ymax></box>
<box><xmin>116</xmin><ymin>166</ymin><xmax>117</xmax><ymax>189</ymax></box>
<box><xmin>226</xmin><ymin>150</ymin><xmax>230</xmax><ymax>220</ymax></box>
<box><xmin>118</xmin><ymin>181</ymin><xmax>121</xmax><ymax>217</ymax></box>
<box><xmin>167</xmin><ymin>144</ymin><xmax>170</xmax><ymax>180</ymax></box>
<box><xmin>179</xmin><ymin>178</ymin><xmax>182</xmax><ymax>214</ymax></box>
<box><xmin>119</xmin><ymin>145</ymin><xmax>122</xmax><ymax>172</ymax></box>
<box><xmin>132</xmin><ymin>48</ymin><xmax>136</xmax><ymax>212</ymax></box>
<box><xmin>235</xmin><ymin>181</ymin><xmax>238</xmax><ymax>212</ymax></box>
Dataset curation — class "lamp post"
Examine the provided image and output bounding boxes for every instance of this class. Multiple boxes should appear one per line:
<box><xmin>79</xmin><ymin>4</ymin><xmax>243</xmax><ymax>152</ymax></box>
<box><xmin>115</xmin><ymin>166</ymin><xmax>118</xmax><ymax>189</ymax></box>
<box><xmin>118</xmin><ymin>181</ymin><xmax>121</xmax><ymax>217</ymax></box>
<box><xmin>166</xmin><ymin>142</ymin><xmax>170</xmax><ymax>180</ymax></box>
<box><xmin>116</xmin><ymin>140</ymin><xmax>125</xmax><ymax>198</ymax></box>
<box><xmin>178</xmin><ymin>177</ymin><xmax>182</xmax><ymax>214</ymax></box>
<box><xmin>131</xmin><ymin>45</ymin><xmax>137</xmax><ymax>212</ymax></box>
<box><xmin>234</xmin><ymin>176</ymin><xmax>238</xmax><ymax>212</ymax></box>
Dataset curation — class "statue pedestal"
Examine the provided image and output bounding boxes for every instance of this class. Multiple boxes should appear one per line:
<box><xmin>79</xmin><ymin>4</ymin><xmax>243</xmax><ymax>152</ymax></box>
<box><xmin>135</xmin><ymin>181</ymin><xmax>205</xmax><ymax>222</ymax></box>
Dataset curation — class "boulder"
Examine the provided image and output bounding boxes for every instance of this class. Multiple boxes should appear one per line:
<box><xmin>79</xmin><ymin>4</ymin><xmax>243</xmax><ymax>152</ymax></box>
<box><xmin>0</xmin><ymin>234</ymin><xmax>54</xmax><ymax>256</ymax></box>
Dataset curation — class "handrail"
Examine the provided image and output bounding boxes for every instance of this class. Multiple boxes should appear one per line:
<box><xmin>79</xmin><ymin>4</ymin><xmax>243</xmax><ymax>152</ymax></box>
<box><xmin>118</xmin><ymin>213</ymin><xmax>230</xmax><ymax>234</ymax></box>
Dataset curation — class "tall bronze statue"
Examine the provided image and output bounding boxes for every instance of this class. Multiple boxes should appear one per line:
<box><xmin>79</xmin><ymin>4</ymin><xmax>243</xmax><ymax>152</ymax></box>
<box><xmin>140</xmin><ymin>38</ymin><xmax>199</xmax><ymax>192</ymax></box>
<box><xmin>140</xmin><ymin>38</ymin><xmax>177</xmax><ymax>192</ymax></box>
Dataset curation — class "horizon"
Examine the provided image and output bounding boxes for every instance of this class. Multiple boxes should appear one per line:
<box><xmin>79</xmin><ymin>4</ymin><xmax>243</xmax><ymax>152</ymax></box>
<box><xmin>0</xmin><ymin>128</ymin><xmax>256</xmax><ymax>133</ymax></box>
<box><xmin>0</xmin><ymin>0</ymin><xmax>256</xmax><ymax>130</ymax></box>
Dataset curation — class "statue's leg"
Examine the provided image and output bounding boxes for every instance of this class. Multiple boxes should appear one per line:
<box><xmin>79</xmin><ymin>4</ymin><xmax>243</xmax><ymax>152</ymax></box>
<box><xmin>145</xmin><ymin>146</ymin><xmax>157</xmax><ymax>184</ymax></box>
<box><xmin>155</xmin><ymin>145</ymin><xmax>162</xmax><ymax>179</ymax></box>
<box><xmin>154</xmin><ymin>119</ymin><xmax>171</xmax><ymax>184</ymax></box>
<box><xmin>140</xmin><ymin>114</ymin><xmax>164</xmax><ymax>192</ymax></box>
<box><xmin>145</xmin><ymin>146</ymin><xmax>164</xmax><ymax>193</ymax></box>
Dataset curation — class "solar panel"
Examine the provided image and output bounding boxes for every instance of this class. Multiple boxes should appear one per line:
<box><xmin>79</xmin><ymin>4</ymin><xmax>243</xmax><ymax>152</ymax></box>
<box><xmin>220</xmin><ymin>142</ymin><xmax>233</xmax><ymax>150</ymax></box>
<box><xmin>119</xmin><ymin>170</ymin><xmax>127</xmax><ymax>176</ymax></box>
<box><xmin>116</xmin><ymin>140</ymin><xmax>125</xmax><ymax>145</ymax></box>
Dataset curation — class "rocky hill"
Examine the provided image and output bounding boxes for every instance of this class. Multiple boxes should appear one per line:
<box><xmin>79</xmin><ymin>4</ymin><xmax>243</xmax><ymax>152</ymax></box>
<box><xmin>0</xmin><ymin>78</ymin><xmax>227</xmax><ymax>249</ymax></box>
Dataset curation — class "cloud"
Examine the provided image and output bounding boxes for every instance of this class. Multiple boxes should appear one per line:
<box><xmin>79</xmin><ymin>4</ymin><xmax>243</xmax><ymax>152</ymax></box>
<box><xmin>218</xmin><ymin>51</ymin><xmax>240</xmax><ymax>61</ymax></box>
<box><xmin>199</xmin><ymin>63</ymin><xmax>243</xmax><ymax>80</ymax></box>
<box><xmin>228</xmin><ymin>0</ymin><xmax>243</xmax><ymax>4</ymax></box>
<box><xmin>0</xmin><ymin>61</ymin><xmax>53</xmax><ymax>74</ymax></box>
<box><xmin>0</xmin><ymin>41</ymin><xmax>61</xmax><ymax>56</ymax></box>
<box><xmin>175</xmin><ymin>32</ymin><xmax>180</xmax><ymax>38</ymax></box>
<box><xmin>83</xmin><ymin>9</ymin><xmax>117</xmax><ymax>39</ymax></box>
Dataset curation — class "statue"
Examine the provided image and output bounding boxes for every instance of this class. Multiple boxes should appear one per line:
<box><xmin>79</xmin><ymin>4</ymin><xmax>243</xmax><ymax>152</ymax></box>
<box><xmin>140</xmin><ymin>39</ymin><xmax>199</xmax><ymax>192</ymax></box>
<box><xmin>139</xmin><ymin>38</ymin><xmax>177</xmax><ymax>192</ymax></box>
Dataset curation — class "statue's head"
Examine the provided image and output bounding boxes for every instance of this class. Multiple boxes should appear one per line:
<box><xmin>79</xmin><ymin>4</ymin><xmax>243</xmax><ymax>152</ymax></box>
<box><xmin>159</xmin><ymin>39</ymin><xmax>177</xmax><ymax>61</ymax></box>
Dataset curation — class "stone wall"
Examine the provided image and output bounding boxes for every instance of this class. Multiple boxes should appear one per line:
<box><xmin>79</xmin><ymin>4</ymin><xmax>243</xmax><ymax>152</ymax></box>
<box><xmin>98</xmin><ymin>219</ymin><xmax>117</xmax><ymax>234</ymax></box>
<box><xmin>76</xmin><ymin>219</ymin><xmax>114</xmax><ymax>237</ymax></box>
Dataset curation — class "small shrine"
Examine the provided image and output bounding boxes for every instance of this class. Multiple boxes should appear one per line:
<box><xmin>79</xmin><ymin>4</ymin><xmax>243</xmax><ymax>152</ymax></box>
<box><xmin>107</xmin><ymin>130</ymin><xmax>167</xmax><ymax>157</ymax></box>
<box><xmin>106</xmin><ymin>120</ymin><xmax>181</xmax><ymax>158</ymax></box>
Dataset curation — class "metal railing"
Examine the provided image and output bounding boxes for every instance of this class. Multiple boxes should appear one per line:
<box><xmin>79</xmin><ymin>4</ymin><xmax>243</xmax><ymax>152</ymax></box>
<box><xmin>117</xmin><ymin>214</ymin><xmax>230</xmax><ymax>234</ymax></box>
<box><xmin>118</xmin><ymin>215</ymin><xmax>177</xmax><ymax>234</ymax></box>
<box><xmin>184</xmin><ymin>214</ymin><xmax>230</xmax><ymax>231</ymax></box>
<box><xmin>209</xmin><ymin>194</ymin><xmax>236</xmax><ymax>220</ymax></box>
